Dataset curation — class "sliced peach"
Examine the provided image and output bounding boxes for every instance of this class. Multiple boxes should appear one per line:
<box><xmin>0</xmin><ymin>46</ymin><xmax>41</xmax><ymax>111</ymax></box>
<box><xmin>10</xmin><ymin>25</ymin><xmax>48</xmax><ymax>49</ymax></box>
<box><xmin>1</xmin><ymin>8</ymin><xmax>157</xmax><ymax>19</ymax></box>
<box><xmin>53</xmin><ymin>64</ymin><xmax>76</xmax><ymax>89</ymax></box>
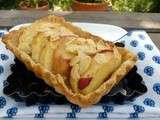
<box><xmin>79</xmin><ymin>55</ymin><xmax>91</xmax><ymax>75</ymax></box>
<box><xmin>81</xmin><ymin>47</ymin><xmax>122</xmax><ymax>94</ymax></box>
<box><xmin>18</xmin><ymin>21</ymin><xmax>54</xmax><ymax>54</ymax></box>
<box><xmin>70</xmin><ymin>52</ymin><xmax>91</xmax><ymax>75</ymax></box>
<box><xmin>31</xmin><ymin>33</ymin><xmax>48</xmax><ymax>62</ymax></box>
<box><xmin>52</xmin><ymin>40</ymin><xmax>74</xmax><ymax>77</ymax></box>
<box><xmin>78</xmin><ymin>77</ymin><xmax>92</xmax><ymax>90</ymax></box>
<box><xmin>70</xmin><ymin>64</ymin><xmax>80</xmax><ymax>93</ymax></box>
<box><xmin>39</xmin><ymin>40</ymin><xmax>58</xmax><ymax>71</ymax></box>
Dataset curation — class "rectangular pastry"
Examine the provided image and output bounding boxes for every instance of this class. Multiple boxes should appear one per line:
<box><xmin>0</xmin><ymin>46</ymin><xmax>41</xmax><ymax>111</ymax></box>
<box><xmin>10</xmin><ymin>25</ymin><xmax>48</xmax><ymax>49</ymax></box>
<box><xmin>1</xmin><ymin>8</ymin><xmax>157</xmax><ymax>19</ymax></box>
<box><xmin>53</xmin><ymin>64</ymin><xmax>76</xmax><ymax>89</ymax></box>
<box><xmin>2</xmin><ymin>16</ymin><xmax>137</xmax><ymax>107</ymax></box>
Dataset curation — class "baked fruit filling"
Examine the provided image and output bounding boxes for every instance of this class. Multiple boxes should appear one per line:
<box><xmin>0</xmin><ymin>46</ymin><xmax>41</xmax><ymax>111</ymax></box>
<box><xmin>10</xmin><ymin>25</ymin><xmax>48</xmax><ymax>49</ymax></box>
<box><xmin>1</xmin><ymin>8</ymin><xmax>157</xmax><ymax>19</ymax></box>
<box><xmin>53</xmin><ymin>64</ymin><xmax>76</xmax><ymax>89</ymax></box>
<box><xmin>2</xmin><ymin>16</ymin><xmax>137</xmax><ymax>107</ymax></box>
<box><xmin>17</xmin><ymin>22</ymin><xmax>122</xmax><ymax>95</ymax></box>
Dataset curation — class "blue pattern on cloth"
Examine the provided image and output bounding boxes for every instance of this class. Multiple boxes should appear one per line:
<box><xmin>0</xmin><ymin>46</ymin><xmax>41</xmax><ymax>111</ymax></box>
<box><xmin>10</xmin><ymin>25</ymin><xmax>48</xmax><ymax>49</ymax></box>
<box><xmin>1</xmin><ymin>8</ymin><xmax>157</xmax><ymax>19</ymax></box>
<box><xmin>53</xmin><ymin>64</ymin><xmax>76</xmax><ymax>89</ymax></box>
<box><xmin>0</xmin><ymin>54</ymin><xmax>9</xmax><ymax>61</ymax></box>
<box><xmin>0</xmin><ymin>65</ymin><xmax>4</xmax><ymax>75</ymax></box>
<box><xmin>6</xmin><ymin>107</ymin><xmax>18</xmax><ymax>118</ymax></box>
<box><xmin>144</xmin><ymin>66</ymin><xmax>154</xmax><ymax>76</ymax></box>
<box><xmin>143</xmin><ymin>98</ymin><xmax>155</xmax><ymax>107</ymax></box>
<box><xmin>137</xmin><ymin>52</ymin><xmax>145</xmax><ymax>61</ymax></box>
<box><xmin>130</xmin><ymin>40</ymin><xmax>138</xmax><ymax>47</ymax></box>
<box><xmin>152</xmin><ymin>56</ymin><xmax>160</xmax><ymax>64</ymax></box>
<box><xmin>0</xmin><ymin>96</ymin><xmax>6</xmax><ymax>108</ymax></box>
<box><xmin>144</xmin><ymin>44</ymin><xmax>153</xmax><ymax>51</ymax></box>
<box><xmin>153</xmin><ymin>83</ymin><xmax>160</xmax><ymax>95</ymax></box>
<box><xmin>0</xmin><ymin>30</ymin><xmax>160</xmax><ymax>119</ymax></box>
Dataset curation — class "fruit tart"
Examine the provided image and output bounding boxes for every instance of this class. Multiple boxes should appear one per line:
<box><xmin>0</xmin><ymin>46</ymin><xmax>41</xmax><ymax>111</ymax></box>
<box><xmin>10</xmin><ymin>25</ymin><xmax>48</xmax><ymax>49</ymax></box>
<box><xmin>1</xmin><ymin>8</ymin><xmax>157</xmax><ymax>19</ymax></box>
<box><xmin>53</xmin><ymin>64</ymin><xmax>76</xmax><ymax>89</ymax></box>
<box><xmin>3</xmin><ymin>54</ymin><xmax>147</xmax><ymax>106</ymax></box>
<box><xmin>2</xmin><ymin>16</ymin><xmax>137</xmax><ymax>107</ymax></box>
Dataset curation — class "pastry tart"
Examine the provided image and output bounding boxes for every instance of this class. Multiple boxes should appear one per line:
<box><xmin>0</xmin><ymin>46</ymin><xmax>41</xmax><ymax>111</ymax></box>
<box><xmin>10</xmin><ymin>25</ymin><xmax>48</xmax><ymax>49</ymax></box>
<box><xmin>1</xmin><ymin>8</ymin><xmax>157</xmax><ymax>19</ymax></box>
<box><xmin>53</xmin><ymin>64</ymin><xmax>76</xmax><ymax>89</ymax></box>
<box><xmin>2</xmin><ymin>16</ymin><xmax>137</xmax><ymax>107</ymax></box>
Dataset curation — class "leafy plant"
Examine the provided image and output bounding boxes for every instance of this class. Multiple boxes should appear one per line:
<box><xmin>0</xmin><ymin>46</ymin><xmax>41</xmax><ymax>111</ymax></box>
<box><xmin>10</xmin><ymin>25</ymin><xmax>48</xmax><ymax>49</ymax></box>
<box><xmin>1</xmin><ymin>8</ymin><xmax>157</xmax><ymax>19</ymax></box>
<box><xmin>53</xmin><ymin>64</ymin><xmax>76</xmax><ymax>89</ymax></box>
<box><xmin>19</xmin><ymin>0</ymin><xmax>48</xmax><ymax>8</ymax></box>
<box><xmin>0</xmin><ymin>0</ymin><xmax>17</xmax><ymax>9</ymax></box>
<box><xmin>49</xmin><ymin>0</ymin><xmax>73</xmax><ymax>10</ymax></box>
<box><xmin>112</xmin><ymin>0</ymin><xmax>159</xmax><ymax>12</ymax></box>
<box><xmin>151</xmin><ymin>0</ymin><xmax>160</xmax><ymax>13</ymax></box>
<box><xmin>77</xmin><ymin>0</ymin><xmax>111</xmax><ymax>3</ymax></box>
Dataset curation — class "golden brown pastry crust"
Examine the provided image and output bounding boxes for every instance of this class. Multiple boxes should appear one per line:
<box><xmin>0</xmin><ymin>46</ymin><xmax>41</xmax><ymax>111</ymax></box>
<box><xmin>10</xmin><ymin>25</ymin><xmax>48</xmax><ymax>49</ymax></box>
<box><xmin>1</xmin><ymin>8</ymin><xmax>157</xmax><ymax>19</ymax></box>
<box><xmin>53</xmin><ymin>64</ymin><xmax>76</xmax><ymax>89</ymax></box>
<box><xmin>2</xmin><ymin>16</ymin><xmax>137</xmax><ymax>107</ymax></box>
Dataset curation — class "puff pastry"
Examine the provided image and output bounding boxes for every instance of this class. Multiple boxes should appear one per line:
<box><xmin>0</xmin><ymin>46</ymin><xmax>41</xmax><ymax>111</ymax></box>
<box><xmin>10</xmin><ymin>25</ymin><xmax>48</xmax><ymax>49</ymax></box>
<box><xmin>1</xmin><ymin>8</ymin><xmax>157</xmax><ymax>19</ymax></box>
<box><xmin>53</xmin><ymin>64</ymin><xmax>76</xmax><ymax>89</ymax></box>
<box><xmin>2</xmin><ymin>16</ymin><xmax>137</xmax><ymax>107</ymax></box>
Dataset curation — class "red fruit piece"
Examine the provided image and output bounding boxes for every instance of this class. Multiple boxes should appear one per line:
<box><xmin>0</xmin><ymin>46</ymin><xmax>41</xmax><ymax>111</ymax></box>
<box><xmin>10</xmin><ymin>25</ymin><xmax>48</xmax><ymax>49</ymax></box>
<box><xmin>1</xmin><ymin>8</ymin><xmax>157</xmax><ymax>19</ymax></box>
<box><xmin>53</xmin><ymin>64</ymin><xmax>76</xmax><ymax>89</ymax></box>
<box><xmin>78</xmin><ymin>77</ymin><xmax>92</xmax><ymax>90</ymax></box>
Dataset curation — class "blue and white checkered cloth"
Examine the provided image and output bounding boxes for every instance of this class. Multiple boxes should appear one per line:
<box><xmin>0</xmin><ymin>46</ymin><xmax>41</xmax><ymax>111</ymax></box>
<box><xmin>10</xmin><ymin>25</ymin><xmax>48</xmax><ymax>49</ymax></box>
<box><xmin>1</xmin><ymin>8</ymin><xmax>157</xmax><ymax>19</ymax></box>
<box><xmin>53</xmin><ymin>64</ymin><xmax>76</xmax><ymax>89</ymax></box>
<box><xmin>0</xmin><ymin>29</ymin><xmax>160</xmax><ymax>119</ymax></box>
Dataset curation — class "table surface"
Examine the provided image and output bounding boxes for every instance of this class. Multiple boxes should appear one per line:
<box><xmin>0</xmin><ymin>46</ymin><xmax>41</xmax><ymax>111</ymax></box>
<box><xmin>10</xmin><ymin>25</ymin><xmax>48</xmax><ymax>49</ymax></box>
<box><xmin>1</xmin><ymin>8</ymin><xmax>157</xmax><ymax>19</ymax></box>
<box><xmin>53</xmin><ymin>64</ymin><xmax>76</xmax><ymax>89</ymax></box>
<box><xmin>0</xmin><ymin>10</ymin><xmax>159</xmax><ymax>49</ymax></box>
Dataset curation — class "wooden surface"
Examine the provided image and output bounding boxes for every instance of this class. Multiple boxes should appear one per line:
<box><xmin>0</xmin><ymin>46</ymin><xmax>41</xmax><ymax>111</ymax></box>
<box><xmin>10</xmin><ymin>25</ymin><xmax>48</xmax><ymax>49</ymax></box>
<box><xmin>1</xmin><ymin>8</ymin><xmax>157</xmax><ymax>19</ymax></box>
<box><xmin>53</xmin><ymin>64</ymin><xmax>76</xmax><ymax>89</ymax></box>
<box><xmin>148</xmin><ymin>33</ymin><xmax>160</xmax><ymax>49</ymax></box>
<box><xmin>0</xmin><ymin>10</ymin><xmax>159</xmax><ymax>49</ymax></box>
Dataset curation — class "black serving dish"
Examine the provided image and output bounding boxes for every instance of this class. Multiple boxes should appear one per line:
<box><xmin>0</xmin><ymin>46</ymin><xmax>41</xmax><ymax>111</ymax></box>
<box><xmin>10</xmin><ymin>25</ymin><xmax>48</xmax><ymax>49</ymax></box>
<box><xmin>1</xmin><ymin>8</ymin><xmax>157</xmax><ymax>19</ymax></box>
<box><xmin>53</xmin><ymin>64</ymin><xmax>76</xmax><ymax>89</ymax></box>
<box><xmin>3</xmin><ymin>42</ymin><xmax>147</xmax><ymax>106</ymax></box>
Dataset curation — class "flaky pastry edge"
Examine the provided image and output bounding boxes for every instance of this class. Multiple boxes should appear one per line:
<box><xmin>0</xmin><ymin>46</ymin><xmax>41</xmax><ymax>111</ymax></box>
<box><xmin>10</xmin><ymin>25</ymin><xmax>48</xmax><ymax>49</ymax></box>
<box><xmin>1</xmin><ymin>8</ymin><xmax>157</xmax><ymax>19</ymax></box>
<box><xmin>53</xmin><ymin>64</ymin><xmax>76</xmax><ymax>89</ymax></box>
<box><xmin>2</xmin><ymin>15</ymin><xmax>137</xmax><ymax>107</ymax></box>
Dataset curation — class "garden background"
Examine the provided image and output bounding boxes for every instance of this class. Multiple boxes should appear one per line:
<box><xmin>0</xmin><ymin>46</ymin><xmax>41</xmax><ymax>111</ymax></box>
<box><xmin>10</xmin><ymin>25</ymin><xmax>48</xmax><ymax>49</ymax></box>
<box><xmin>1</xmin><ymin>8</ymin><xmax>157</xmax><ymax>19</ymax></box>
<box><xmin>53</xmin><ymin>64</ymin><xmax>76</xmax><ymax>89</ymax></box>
<box><xmin>0</xmin><ymin>0</ymin><xmax>159</xmax><ymax>12</ymax></box>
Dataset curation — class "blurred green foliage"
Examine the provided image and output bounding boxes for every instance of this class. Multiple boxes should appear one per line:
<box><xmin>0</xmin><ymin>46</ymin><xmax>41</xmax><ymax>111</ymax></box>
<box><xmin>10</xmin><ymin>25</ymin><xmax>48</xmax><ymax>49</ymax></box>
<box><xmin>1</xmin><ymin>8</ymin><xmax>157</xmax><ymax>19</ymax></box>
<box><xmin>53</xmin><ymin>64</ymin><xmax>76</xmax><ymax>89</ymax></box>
<box><xmin>77</xmin><ymin>0</ymin><xmax>112</xmax><ymax>3</ymax></box>
<box><xmin>112</xmin><ymin>0</ymin><xmax>160</xmax><ymax>12</ymax></box>
<box><xmin>0</xmin><ymin>0</ymin><xmax>17</xmax><ymax>9</ymax></box>
<box><xmin>19</xmin><ymin>0</ymin><xmax>48</xmax><ymax>8</ymax></box>
<box><xmin>28</xmin><ymin>0</ymin><xmax>47</xmax><ymax>8</ymax></box>
<box><xmin>0</xmin><ymin>0</ymin><xmax>159</xmax><ymax>12</ymax></box>
<box><xmin>48</xmin><ymin>0</ymin><xmax>73</xmax><ymax>10</ymax></box>
<box><xmin>77</xmin><ymin>0</ymin><xmax>106</xmax><ymax>3</ymax></box>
